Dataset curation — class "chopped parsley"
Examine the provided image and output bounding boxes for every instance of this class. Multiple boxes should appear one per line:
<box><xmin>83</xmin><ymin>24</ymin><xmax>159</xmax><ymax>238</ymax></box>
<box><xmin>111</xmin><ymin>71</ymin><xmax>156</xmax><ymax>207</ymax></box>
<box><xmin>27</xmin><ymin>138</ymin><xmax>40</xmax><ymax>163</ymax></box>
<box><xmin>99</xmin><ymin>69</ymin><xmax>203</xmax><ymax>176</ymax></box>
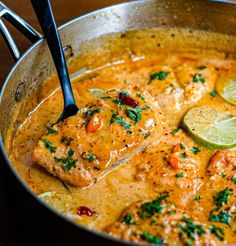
<box><xmin>140</xmin><ymin>231</ymin><xmax>162</xmax><ymax>245</ymax></box>
<box><xmin>209</xmin><ymin>91</ymin><xmax>217</xmax><ymax>97</ymax></box>
<box><xmin>84</xmin><ymin>107</ymin><xmax>103</xmax><ymax>125</ymax></box>
<box><xmin>120</xmin><ymin>90</ymin><xmax>130</xmax><ymax>96</ymax></box>
<box><xmin>232</xmin><ymin>177</ymin><xmax>236</xmax><ymax>184</ymax></box>
<box><xmin>175</xmin><ymin>173</ymin><xmax>184</xmax><ymax>178</ymax></box>
<box><xmin>126</xmin><ymin>106</ymin><xmax>142</xmax><ymax>124</ymax></box>
<box><xmin>197</xmin><ymin>65</ymin><xmax>207</xmax><ymax>70</ymax></box>
<box><xmin>148</xmin><ymin>71</ymin><xmax>170</xmax><ymax>84</ymax></box>
<box><xmin>171</xmin><ymin>128</ymin><xmax>180</xmax><ymax>135</ymax></box>
<box><xmin>61</xmin><ymin>136</ymin><xmax>73</xmax><ymax>146</ymax></box>
<box><xmin>178</xmin><ymin>217</ymin><xmax>206</xmax><ymax>245</ymax></box>
<box><xmin>110</xmin><ymin>112</ymin><xmax>131</xmax><ymax>130</ymax></box>
<box><xmin>194</xmin><ymin>196</ymin><xmax>201</xmax><ymax>201</ymax></box>
<box><xmin>141</xmin><ymin>105</ymin><xmax>151</xmax><ymax>110</ymax></box>
<box><xmin>46</xmin><ymin>129</ymin><xmax>58</xmax><ymax>135</ymax></box>
<box><xmin>42</xmin><ymin>139</ymin><xmax>57</xmax><ymax>153</ymax></box>
<box><xmin>139</xmin><ymin>191</ymin><xmax>169</xmax><ymax>218</ymax></box>
<box><xmin>191</xmin><ymin>147</ymin><xmax>200</xmax><ymax>155</ymax></box>
<box><xmin>208</xmin><ymin>225</ymin><xmax>225</xmax><ymax>241</ymax></box>
<box><xmin>113</xmin><ymin>98</ymin><xmax>123</xmax><ymax>109</ymax></box>
<box><xmin>209</xmin><ymin>210</ymin><xmax>230</xmax><ymax>226</ymax></box>
<box><xmin>81</xmin><ymin>152</ymin><xmax>96</xmax><ymax>162</ymax></box>
<box><xmin>54</xmin><ymin>149</ymin><xmax>77</xmax><ymax>170</ymax></box>
<box><xmin>180</xmin><ymin>143</ymin><xmax>186</xmax><ymax>149</ymax></box>
<box><xmin>123</xmin><ymin>214</ymin><xmax>133</xmax><ymax>224</ymax></box>
<box><xmin>145</xmin><ymin>131</ymin><xmax>151</xmax><ymax>139</ymax></box>
<box><xmin>231</xmin><ymin>212</ymin><xmax>236</xmax><ymax>218</ymax></box>
<box><xmin>85</xmin><ymin>108</ymin><xmax>103</xmax><ymax>118</ymax></box>
<box><xmin>193</xmin><ymin>73</ymin><xmax>205</xmax><ymax>84</ymax></box>
<box><xmin>136</xmin><ymin>93</ymin><xmax>146</xmax><ymax>102</ymax></box>
<box><xmin>213</xmin><ymin>188</ymin><xmax>231</xmax><ymax>209</ymax></box>
<box><xmin>100</xmin><ymin>96</ymin><xmax>112</xmax><ymax>100</ymax></box>
<box><xmin>221</xmin><ymin>173</ymin><xmax>226</xmax><ymax>178</ymax></box>
<box><xmin>168</xmin><ymin>210</ymin><xmax>176</xmax><ymax>215</ymax></box>
<box><xmin>181</xmin><ymin>153</ymin><xmax>187</xmax><ymax>159</ymax></box>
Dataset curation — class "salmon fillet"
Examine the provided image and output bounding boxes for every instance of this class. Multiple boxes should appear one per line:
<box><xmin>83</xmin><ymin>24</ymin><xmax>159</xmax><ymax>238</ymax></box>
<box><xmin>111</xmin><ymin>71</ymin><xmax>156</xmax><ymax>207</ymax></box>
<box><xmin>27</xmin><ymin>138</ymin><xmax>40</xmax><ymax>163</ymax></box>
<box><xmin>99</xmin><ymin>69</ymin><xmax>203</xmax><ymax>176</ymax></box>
<box><xmin>32</xmin><ymin>85</ymin><xmax>164</xmax><ymax>187</ymax></box>
<box><xmin>106</xmin><ymin>193</ymin><xmax>220</xmax><ymax>245</ymax></box>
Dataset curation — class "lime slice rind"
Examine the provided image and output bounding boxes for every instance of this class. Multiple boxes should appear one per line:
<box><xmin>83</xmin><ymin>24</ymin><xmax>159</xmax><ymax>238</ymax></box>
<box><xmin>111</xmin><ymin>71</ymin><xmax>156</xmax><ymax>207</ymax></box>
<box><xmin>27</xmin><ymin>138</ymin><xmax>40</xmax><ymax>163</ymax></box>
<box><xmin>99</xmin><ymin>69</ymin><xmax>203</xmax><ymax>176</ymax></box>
<box><xmin>182</xmin><ymin>106</ymin><xmax>236</xmax><ymax>149</ymax></box>
<box><xmin>216</xmin><ymin>78</ymin><xmax>236</xmax><ymax>105</ymax></box>
<box><xmin>222</xmin><ymin>80</ymin><xmax>236</xmax><ymax>101</ymax></box>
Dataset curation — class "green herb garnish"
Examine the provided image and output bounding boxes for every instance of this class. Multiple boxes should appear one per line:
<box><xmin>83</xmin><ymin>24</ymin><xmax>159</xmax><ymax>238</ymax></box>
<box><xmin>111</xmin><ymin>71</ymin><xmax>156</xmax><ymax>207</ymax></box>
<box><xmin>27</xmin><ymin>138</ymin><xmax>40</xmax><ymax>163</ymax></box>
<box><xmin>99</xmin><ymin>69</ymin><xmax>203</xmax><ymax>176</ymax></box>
<box><xmin>140</xmin><ymin>231</ymin><xmax>162</xmax><ymax>245</ymax></box>
<box><xmin>213</xmin><ymin>188</ymin><xmax>231</xmax><ymax>209</ymax></box>
<box><xmin>46</xmin><ymin>129</ymin><xmax>58</xmax><ymax>135</ymax></box>
<box><xmin>171</xmin><ymin>128</ymin><xmax>180</xmax><ymax>135</ymax></box>
<box><xmin>126</xmin><ymin>106</ymin><xmax>142</xmax><ymax>124</ymax></box>
<box><xmin>231</xmin><ymin>212</ymin><xmax>236</xmax><ymax>218</ymax></box>
<box><xmin>221</xmin><ymin>173</ymin><xmax>226</xmax><ymax>178</ymax></box>
<box><xmin>168</xmin><ymin>210</ymin><xmax>176</xmax><ymax>215</ymax></box>
<box><xmin>136</xmin><ymin>93</ymin><xmax>146</xmax><ymax>102</ymax></box>
<box><xmin>175</xmin><ymin>173</ymin><xmax>184</xmax><ymax>178</ymax></box>
<box><xmin>145</xmin><ymin>131</ymin><xmax>151</xmax><ymax>139</ymax></box>
<box><xmin>178</xmin><ymin>217</ymin><xmax>206</xmax><ymax>245</ymax></box>
<box><xmin>81</xmin><ymin>152</ymin><xmax>96</xmax><ymax>162</ymax></box>
<box><xmin>194</xmin><ymin>196</ymin><xmax>201</xmax><ymax>201</ymax></box>
<box><xmin>197</xmin><ymin>65</ymin><xmax>207</xmax><ymax>70</ymax></box>
<box><xmin>209</xmin><ymin>210</ymin><xmax>230</xmax><ymax>226</ymax></box>
<box><xmin>139</xmin><ymin>191</ymin><xmax>169</xmax><ymax>218</ymax></box>
<box><xmin>61</xmin><ymin>136</ymin><xmax>73</xmax><ymax>146</ymax></box>
<box><xmin>181</xmin><ymin>153</ymin><xmax>187</xmax><ymax>159</ymax></box>
<box><xmin>232</xmin><ymin>177</ymin><xmax>236</xmax><ymax>184</ymax></box>
<box><xmin>141</xmin><ymin>105</ymin><xmax>151</xmax><ymax>110</ymax></box>
<box><xmin>123</xmin><ymin>214</ymin><xmax>133</xmax><ymax>224</ymax></box>
<box><xmin>191</xmin><ymin>147</ymin><xmax>200</xmax><ymax>155</ymax></box>
<box><xmin>208</xmin><ymin>225</ymin><xmax>225</xmax><ymax>241</ymax></box>
<box><xmin>180</xmin><ymin>143</ymin><xmax>186</xmax><ymax>149</ymax></box>
<box><xmin>110</xmin><ymin>112</ymin><xmax>131</xmax><ymax>130</ymax></box>
<box><xmin>42</xmin><ymin>139</ymin><xmax>57</xmax><ymax>153</ymax></box>
<box><xmin>120</xmin><ymin>90</ymin><xmax>130</xmax><ymax>96</ymax></box>
<box><xmin>193</xmin><ymin>74</ymin><xmax>205</xmax><ymax>84</ymax></box>
<box><xmin>149</xmin><ymin>71</ymin><xmax>170</xmax><ymax>84</ymax></box>
<box><xmin>54</xmin><ymin>149</ymin><xmax>77</xmax><ymax>170</ymax></box>
<box><xmin>100</xmin><ymin>96</ymin><xmax>112</xmax><ymax>100</ymax></box>
<box><xmin>113</xmin><ymin>98</ymin><xmax>123</xmax><ymax>109</ymax></box>
<box><xmin>209</xmin><ymin>91</ymin><xmax>217</xmax><ymax>97</ymax></box>
<box><xmin>85</xmin><ymin>108</ymin><xmax>103</xmax><ymax>118</ymax></box>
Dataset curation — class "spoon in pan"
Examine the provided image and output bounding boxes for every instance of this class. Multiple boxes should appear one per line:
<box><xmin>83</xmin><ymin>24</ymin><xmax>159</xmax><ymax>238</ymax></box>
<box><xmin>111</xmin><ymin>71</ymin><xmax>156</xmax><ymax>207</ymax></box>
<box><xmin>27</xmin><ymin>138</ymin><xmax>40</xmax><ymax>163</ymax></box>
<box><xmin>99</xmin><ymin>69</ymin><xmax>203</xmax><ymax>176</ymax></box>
<box><xmin>31</xmin><ymin>0</ymin><xmax>79</xmax><ymax>123</ymax></box>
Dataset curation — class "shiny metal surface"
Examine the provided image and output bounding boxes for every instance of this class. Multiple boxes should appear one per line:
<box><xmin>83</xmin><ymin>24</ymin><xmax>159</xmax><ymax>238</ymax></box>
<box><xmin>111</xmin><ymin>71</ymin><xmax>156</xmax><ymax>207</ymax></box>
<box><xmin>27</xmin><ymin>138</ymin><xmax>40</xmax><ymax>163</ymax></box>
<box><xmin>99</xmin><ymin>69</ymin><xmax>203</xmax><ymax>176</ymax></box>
<box><xmin>1</xmin><ymin>0</ymin><xmax>236</xmax><ymax>244</ymax></box>
<box><xmin>0</xmin><ymin>1</ymin><xmax>42</xmax><ymax>61</ymax></box>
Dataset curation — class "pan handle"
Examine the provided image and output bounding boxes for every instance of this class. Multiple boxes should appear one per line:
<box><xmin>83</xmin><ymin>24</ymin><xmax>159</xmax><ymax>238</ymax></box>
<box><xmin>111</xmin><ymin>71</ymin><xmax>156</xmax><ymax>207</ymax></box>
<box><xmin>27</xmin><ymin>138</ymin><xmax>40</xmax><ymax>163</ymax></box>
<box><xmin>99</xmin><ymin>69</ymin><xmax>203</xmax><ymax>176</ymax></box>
<box><xmin>0</xmin><ymin>1</ymin><xmax>42</xmax><ymax>61</ymax></box>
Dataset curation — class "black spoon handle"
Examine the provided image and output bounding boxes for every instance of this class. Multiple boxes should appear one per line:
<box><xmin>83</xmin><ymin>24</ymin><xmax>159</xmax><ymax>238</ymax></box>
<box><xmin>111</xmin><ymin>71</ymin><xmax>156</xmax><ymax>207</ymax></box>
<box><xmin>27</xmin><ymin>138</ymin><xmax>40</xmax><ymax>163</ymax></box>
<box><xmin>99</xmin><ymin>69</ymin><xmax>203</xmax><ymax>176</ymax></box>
<box><xmin>31</xmin><ymin>0</ymin><xmax>77</xmax><ymax>110</ymax></box>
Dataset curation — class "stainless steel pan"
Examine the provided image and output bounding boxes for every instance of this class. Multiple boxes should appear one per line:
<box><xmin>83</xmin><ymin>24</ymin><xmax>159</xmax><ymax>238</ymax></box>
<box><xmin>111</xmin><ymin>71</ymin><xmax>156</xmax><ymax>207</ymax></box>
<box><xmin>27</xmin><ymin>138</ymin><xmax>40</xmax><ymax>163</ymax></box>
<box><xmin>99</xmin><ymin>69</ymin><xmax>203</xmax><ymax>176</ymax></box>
<box><xmin>1</xmin><ymin>0</ymin><xmax>236</xmax><ymax>245</ymax></box>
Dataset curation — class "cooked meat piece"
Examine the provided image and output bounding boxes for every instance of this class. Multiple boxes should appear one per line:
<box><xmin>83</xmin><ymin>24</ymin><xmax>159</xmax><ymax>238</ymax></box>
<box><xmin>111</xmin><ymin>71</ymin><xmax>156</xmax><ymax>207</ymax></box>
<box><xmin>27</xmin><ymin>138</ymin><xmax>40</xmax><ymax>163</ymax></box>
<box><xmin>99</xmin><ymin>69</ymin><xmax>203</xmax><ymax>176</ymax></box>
<box><xmin>106</xmin><ymin>192</ymin><xmax>220</xmax><ymax>245</ymax></box>
<box><xmin>32</xmin><ymin>85</ymin><xmax>164</xmax><ymax>187</ymax></box>
<box><xmin>207</xmin><ymin>150</ymin><xmax>236</xmax><ymax>178</ymax></box>
<box><xmin>174</xmin><ymin>62</ymin><xmax>216</xmax><ymax>103</ymax></box>
<box><xmin>124</xmin><ymin>65</ymin><xmax>184</xmax><ymax>112</ymax></box>
<box><xmin>132</xmin><ymin>131</ymin><xmax>203</xmax><ymax>208</ymax></box>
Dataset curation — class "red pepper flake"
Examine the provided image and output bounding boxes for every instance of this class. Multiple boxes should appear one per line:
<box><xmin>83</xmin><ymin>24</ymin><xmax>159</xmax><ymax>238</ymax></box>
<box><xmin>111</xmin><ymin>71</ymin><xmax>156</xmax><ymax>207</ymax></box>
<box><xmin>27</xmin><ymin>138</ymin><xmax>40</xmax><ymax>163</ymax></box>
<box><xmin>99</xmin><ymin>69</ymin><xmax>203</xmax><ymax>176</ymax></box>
<box><xmin>119</xmin><ymin>92</ymin><xmax>139</xmax><ymax>107</ymax></box>
<box><xmin>77</xmin><ymin>206</ymin><xmax>95</xmax><ymax>216</ymax></box>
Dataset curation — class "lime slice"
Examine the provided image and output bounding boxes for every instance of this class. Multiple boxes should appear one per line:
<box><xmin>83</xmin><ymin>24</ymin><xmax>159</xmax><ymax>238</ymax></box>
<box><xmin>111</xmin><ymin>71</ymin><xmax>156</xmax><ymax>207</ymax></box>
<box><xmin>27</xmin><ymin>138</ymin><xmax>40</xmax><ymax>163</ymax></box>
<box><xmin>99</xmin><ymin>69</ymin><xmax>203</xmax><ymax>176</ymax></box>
<box><xmin>182</xmin><ymin>106</ymin><xmax>236</xmax><ymax>149</ymax></box>
<box><xmin>38</xmin><ymin>191</ymin><xmax>75</xmax><ymax>212</ymax></box>
<box><xmin>216</xmin><ymin>76</ymin><xmax>236</xmax><ymax>105</ymax></box>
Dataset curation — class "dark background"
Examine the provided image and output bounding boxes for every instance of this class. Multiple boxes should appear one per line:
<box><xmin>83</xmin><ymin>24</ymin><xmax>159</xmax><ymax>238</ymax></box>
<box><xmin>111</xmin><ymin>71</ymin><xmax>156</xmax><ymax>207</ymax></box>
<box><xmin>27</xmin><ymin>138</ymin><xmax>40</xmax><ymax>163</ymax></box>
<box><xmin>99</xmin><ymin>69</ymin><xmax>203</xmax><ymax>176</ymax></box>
<box><xmin>0</xmin><ymin>1</ymin><xmax>126</xmax><ymax>246</ymax></box>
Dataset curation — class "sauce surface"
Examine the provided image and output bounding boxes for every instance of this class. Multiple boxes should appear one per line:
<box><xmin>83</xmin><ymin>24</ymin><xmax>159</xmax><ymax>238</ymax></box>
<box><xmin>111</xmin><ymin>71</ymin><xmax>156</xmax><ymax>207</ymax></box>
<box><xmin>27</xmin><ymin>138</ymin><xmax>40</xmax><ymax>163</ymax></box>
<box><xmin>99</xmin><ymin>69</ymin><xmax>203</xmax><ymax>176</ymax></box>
<box><xmin>6</xmin><ymin>28</ymin><xmax>236</xmax><ymax>245</ymax></box>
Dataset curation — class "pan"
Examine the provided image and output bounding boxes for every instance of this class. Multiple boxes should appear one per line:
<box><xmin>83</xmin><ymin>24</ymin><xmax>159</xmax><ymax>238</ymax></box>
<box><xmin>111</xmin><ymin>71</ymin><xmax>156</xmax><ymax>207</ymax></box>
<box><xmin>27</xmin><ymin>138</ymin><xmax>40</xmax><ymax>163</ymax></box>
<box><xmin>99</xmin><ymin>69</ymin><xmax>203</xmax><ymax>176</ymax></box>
<box><xmin>1</xmin><ymin>0</ymin><xmax>236</xmax><ymax>245</ymax></box>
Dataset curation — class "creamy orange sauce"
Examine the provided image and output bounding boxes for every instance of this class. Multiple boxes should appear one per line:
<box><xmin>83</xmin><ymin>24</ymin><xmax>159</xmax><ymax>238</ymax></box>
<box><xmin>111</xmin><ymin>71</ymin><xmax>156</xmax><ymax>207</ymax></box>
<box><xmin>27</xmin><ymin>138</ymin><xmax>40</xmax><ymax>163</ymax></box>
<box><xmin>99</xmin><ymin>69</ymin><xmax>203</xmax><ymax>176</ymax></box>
<box><xmin>5</xmin><ymin>28</ymin><xmax>236</xmax><ymax>245</ymax></box>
